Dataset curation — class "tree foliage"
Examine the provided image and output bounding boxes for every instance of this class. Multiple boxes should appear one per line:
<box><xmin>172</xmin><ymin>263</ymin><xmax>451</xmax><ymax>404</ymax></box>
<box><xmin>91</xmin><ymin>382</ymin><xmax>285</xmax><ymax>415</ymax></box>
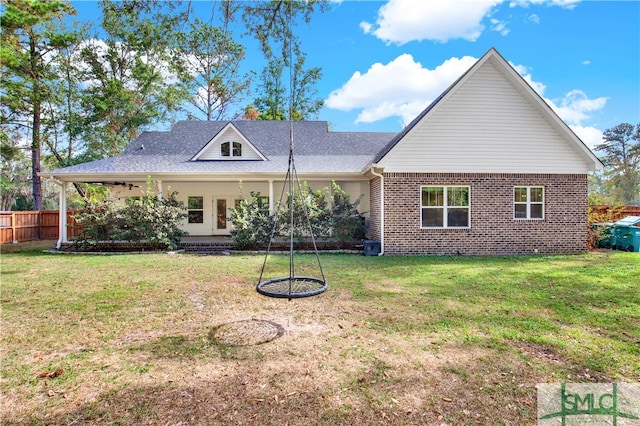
<box><xmin>241</xmin><ymin>0</ymin><xmax>329</xmax><ymax>120</ymax></box>
<box><xmin>0</xmin><ymin>128</ymin><xmax>31</xmax><ymax>210</ymax></box>
<box><xmin>594</xmin><ymin>123</ymin><xmax>640</xmax><ymax>205</ymax></box>
<box><xmin>330</xmin><ymin>181</ymin><xmax>366</xmax><ymax>241</ymax></box>
<box><xmin>253</xmin><ymin>59</ymin><xmax>287</xmax><ymax>120</ymax></box>
<box><xmin>176</xmin><ymin>3</ymin><xmax>253</xmax><ymax>121</ymax></box>
<box><xmin>77</xmin><ymin>0</ymin><xmax>191</xmax><ymax>159</ymax></box>
<box><xmin>42</xmin><ymin>21</ymin><xmax>89</xmax><ymax>169</ymax></box>
<box><xmin>1</xmin><ymin>0</ymin><xmax>77</xmax><ymax>210</ymax></box>
<box><xmin>1</xmin><ymin>0</ymin><xmax>331</xmax><ymax>210</ymax></box>
<box><xmin>279</xmin><ymin>181</ymin><xmax>332</xmax><ymax>240</ymax></box>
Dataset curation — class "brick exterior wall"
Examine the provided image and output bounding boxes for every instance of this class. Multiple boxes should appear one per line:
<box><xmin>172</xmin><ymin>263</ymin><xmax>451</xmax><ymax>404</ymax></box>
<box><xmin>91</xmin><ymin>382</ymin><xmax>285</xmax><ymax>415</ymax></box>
<box><xmin>379</xmin><ymin>173</ymin><xmax>588</xmax><ymax>255</ymax></box>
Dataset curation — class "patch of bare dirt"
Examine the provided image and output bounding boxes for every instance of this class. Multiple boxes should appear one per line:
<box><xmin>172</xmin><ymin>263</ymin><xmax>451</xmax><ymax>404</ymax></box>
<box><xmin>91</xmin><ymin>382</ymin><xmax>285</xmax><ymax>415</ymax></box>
<box><xmin>211</xmin><ymin>319</ymin><xmax>285</xmax><ymax>346</ymax></box>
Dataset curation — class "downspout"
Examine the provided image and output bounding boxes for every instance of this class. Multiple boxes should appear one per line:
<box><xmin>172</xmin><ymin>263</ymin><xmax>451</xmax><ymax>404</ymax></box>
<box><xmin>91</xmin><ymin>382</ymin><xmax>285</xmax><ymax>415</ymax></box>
<box><xmin>369</xmin><ymin>166</ymin><xmax>384</xmax><ymax>256</ymax></box>
<box><xmin>49</xmin><ymin>177</ymin><xmax>67</xmax><ymax>249</ymax></box>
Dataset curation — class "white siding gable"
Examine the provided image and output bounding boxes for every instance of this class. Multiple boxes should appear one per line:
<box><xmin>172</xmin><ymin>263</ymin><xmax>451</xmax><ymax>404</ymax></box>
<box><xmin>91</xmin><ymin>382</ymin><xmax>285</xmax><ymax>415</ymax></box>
<box><xmin>377</xmin><ymin>51</ymin><xmax>602</xmax><ymax>173</ymax></box>
<box><xmin>192</xmin><ymin>123</ymin><xmax>266</xmax><ymax>161</ymax></box>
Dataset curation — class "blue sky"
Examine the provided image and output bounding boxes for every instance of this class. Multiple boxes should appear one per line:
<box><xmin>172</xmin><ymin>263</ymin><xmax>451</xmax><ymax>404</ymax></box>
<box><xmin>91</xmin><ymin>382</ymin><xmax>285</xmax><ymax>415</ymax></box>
<box><xmin>73</xmin><ymin>0</ymin><xmax>639</xmax><ymax>150</ymax></box>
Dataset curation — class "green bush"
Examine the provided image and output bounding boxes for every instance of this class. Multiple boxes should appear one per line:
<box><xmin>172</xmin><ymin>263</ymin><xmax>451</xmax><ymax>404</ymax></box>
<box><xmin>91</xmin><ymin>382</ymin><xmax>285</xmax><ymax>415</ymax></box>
<box><xmin>73</xmin><ymin>188</ymin><xmax>187</xmax><ymax>250</ymax></box>
<box><xmin>230</xmin><ymin>191</ymin><xmax>275</xmax><ymax>249</ymax></box>
<box><xmin>330</xmin><ymin>181</ymin><xmax>366</xmax><ymax>241</ymax></box>
<box><xmin>230</xmin><ymin>181</ymin><xmax>366</xmax><ymax>249</ymax></box>
<box><xmin>277</xmin><ymin>182</ymin><xmax>331</xmax><ymax>240</ymax></box>
<box><xmin>73</xmin><ymin>198</ymin><xmax>118</xmax><ymax>244</ymax></box>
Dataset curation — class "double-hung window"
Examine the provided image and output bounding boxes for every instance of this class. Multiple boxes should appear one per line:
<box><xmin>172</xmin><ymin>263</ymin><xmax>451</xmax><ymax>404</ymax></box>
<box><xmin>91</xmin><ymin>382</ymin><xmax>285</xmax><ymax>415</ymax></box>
<box><xmin>421</xmin><ymin>186</ymin><xmax>470</xmax><ymax>228</ymax></box>
<box><xmin>187</xmin><ymin>196</ymin><xmax>204</xmax><ymax>223</ymax></box>
<box><xmin>514</xmin><ymin>186</ymin><xmax>544</xmax><ymax>219</ymax></box>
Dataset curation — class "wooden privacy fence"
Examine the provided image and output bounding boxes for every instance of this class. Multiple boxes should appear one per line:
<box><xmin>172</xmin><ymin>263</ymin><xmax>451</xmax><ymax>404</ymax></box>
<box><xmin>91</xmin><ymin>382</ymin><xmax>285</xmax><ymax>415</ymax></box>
<box><xmin>0</xmin><ymin>210</ymin><xmax>82</xmax><ymax>244</ymax></box>
<box><xmin>589</xmin><ymin>205</ymin><xmax>640</xmax><ymax>221</ymax></box>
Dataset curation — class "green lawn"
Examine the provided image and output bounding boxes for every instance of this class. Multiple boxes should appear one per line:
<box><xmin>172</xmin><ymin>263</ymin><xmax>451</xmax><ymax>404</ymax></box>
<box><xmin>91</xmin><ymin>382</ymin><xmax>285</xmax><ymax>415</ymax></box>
<box><xmin>1</xmin><ymin>241</ymin><xmax>638</xmax><ymax>425</ymax></box>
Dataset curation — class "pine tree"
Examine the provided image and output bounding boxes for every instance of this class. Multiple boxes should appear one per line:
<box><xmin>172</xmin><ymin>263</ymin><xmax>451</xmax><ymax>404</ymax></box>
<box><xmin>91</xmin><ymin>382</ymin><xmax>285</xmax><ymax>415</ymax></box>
<box><xmin>1</xmin><ymin>0</ymin><xmax>76</xmax><ymax>210</ymax></box>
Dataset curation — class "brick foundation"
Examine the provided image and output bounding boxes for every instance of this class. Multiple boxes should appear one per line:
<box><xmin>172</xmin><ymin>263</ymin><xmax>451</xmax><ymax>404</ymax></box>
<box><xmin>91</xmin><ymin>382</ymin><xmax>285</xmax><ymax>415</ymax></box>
<box><xmin>377</xmin><ymin>173</ymin><xmax>587</xmax><ymax>255</ymax></box>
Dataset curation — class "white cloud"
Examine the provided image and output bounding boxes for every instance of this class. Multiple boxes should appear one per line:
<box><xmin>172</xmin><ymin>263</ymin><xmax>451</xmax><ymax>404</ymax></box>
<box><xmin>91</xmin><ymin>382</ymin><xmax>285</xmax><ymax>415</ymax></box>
<box><xmin>509</xmin><ymin>0</ymin><xmax>580</xmax><ymax>9</ymax></box>
<box><xmin>509</xmin><ymin>63</ymin><xmax>547</xmax><ymax>94</ymax></box>
<box><xmin>490</xmin><ymin>18</ymin><xmax>511</xmax><ymax>36</ymax></box>
<box><xmin>582</xmin><ymin>59</ymin><xmax>591</xmax><ymax>65</ymax></box>
<box><xmin>325</xmin><ymin>54</ymin><xmax>478</xmax><ymax>125</ymax></box>
<box><xmin>569</xmin><ymin>125</ymin><xmax>604</xmax><ymax>150</ymax></box>
<box><xmin>361</xmin><ymin>0</ymin><xmax>502</xmax><ymax>44</ymax></box>
<box><xmin>545</xmin><ymin>89</ymin><xmax>608</xmax><ymax>125</ymax></box>
<box><xmin>359</xmin><ymin>21</ymin><xmax>372</xmax><ymax>34</ymax></box>
<box><xmin>362</xmin><ymin>0</ymin><xmax>581</xmax><ymax>44</ymax></box>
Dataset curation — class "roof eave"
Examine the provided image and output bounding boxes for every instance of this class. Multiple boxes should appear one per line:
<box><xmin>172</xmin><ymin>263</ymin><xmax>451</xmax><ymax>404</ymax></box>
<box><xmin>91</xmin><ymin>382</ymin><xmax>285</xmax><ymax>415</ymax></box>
<box><xmin>39</xmin><ymin>170</ymin><xmax>370</xmax><ymax>183</ymax></box>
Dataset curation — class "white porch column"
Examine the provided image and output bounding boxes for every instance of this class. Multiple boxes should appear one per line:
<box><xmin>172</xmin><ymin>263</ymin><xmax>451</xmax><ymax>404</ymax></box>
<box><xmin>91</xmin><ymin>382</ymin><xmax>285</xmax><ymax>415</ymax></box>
<box><xmin>157</xmin><ymin>180</ymin><xmax>163</xmax><ymax>200</ymax></box>
<box><xmin>268</xmin><ymin>179</ymin><xmax>274</xmax><ymax>214</ymax></box>
<box><xmin>57</xmin><ymin>181</ymin><xmax>68</xmax><ymax>249</ymax></box>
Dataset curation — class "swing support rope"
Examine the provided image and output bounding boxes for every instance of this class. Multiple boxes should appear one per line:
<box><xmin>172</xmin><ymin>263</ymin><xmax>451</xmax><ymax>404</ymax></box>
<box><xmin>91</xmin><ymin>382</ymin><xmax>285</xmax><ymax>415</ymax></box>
<box><xmin>256</xmin><ymin>2</ymin><xmax>327</xmax><ymax>300</ymax></box>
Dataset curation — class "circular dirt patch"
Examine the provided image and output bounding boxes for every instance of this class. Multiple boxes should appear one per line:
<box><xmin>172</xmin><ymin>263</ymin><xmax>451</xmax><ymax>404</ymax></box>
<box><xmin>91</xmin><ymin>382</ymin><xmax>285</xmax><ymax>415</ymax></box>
<box><xmin>210</xmin><ymin>319</ymin><xmax>284</xmax><ymax>346</ymax></box>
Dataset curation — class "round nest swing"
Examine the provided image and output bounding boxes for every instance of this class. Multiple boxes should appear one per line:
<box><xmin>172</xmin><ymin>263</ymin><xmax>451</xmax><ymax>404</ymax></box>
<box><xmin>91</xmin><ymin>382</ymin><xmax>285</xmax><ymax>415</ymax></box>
<box><xmin>256</xmin><ymin>276</ymin><xmax>327</xmax><ymax>299</ymax></box>
<box><xmin>255</xmin><ymin>125</ymin><xmax>328</xmax><ymax>300</ymax></box>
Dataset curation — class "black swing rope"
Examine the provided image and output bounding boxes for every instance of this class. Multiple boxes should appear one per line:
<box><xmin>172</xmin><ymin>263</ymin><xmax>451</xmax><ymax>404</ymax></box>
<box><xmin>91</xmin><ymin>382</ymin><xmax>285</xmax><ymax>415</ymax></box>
<box><xmin>256</xmin><ymin>121</ymin><xmax>327</xmax><ymax>299</ymax></box>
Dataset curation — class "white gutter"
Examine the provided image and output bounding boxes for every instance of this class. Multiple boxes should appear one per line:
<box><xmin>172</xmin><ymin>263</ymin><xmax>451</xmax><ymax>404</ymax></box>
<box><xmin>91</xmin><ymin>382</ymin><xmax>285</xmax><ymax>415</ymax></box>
<box><xmin>368</xmin><ymin>166</ymin><xmax>384</xmax><ymax>256</ymax></box>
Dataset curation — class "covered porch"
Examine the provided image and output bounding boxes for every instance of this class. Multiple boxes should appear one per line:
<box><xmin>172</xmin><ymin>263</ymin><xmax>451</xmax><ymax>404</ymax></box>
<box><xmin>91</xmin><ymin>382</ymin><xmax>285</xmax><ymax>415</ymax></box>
<box><xmin>48</xmin><ymin>176</ymin><xmax>371</xmax><ymax>249</ymax></box>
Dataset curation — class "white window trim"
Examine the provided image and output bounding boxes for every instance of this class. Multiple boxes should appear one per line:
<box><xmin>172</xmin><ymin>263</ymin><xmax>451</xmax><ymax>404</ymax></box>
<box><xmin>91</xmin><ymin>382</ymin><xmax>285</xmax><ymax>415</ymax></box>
<box><xmin>513</xmin><ymin>186</ymin><xmax>545</xmax><ymax>220</ymax></box>
<box><xmin>420</xmin><ymin>185</ymin><xmax>471</xmax><ymax>229</ymax></box>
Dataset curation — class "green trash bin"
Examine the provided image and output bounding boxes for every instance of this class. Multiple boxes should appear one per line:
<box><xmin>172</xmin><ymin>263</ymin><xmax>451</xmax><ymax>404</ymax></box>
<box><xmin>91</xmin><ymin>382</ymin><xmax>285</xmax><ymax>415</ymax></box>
<box><xmin>611</xmin><ymin>216</ymin><xmax>640</xmax><ymax>252</ymax></box>
<box><xmin>629</xmin><ymin>227</ymin><xmax>640</xmax><ymax>252</ymax></box>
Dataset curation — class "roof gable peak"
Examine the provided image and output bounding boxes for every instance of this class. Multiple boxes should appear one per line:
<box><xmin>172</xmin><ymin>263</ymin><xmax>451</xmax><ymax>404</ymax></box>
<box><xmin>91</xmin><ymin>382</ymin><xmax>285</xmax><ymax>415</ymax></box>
<box><xmin>191</xmin><ymin>122</ymin><xmax>267</xmax><ymax>161</ymax></box>
<box><xmin>374</xmin><ymin>47</ymin><xmax>602</xmax><ymax>171</ymax></box>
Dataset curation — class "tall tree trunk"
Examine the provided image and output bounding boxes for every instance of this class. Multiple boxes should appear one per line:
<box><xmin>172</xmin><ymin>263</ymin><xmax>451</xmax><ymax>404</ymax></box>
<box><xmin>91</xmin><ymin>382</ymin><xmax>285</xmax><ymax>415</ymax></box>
<box><xmin>30</xmin><ymin>33</ymin><xmax>43</xmax><ymax>212</ymax></box>
<box><xmin>32</xmin><ymin>100</ymin><xmax>43</xmax><ymax>211</ymax></box>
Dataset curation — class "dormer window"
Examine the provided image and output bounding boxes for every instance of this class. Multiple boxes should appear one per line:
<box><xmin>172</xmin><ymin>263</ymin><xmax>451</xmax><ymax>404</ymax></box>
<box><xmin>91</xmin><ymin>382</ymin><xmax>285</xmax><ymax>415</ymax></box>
<box><xmin>191</xmin><ymin>123</ymin><xmax>266</xmax><ymax>161</ymax></box>
<box><xmin>221</xmin><ymin>141</ymin><xmax>242</xmax><ymax>157</ymax></box>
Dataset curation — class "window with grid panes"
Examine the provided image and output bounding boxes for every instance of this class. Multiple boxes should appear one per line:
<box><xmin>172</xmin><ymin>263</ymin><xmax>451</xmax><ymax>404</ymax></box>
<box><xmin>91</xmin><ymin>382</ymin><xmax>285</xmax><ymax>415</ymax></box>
<box><xmin>514</xmin><ymin>186</ymin><xmax>544</xmax><ymax>219</ymax></box>
<box><xmin>187</xmin><ymin>196</ymin><xmax>204</xmax><ymax>223</ymax></box>
<box><xmin>421</xmin><ymin>186</ymin><xmax>470</xmax><ymax>228</ymax></box>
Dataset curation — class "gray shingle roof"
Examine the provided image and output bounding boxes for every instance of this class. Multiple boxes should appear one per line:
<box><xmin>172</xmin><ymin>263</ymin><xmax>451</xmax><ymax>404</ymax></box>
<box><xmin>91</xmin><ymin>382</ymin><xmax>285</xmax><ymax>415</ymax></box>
<box><xmin>47</xmin><ymin>121</ymin><xmax>396</xmax><ymax>177</ymax></box>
